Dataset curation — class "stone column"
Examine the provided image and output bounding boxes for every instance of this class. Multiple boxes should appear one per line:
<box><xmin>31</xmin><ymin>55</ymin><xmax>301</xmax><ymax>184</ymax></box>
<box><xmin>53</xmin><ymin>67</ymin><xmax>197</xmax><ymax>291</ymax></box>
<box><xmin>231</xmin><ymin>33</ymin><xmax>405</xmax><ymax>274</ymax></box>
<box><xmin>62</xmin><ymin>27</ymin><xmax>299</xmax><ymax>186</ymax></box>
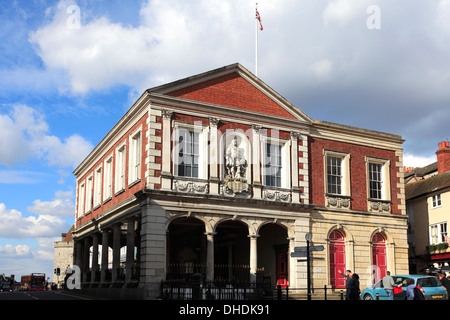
<box><xmin>161</xmin><ymin>110</ymin><xmax>173</xmax><ymax>190</ymax></box>
<box><xmin>205</xmin><ymin>232</ymin><xmax>215</xmax><ymax>281</ymax></box>
<box><xmin>100</xmin><ymin>229</ymin><xmax>109</xmax><ymax>283</ymax></box>
<box><xmin>249</xmin><ymin>234</ymin><xmax>259</xmax><ymax>283</ymax></box>
<box><xmin>252</xmin><ymin>125</ymin><xmax>262</xmax><ymax>199</ymax></box>
<box><xmin>287</xmin><ymin>237</ymin><xmax>295</xmax><ymax>287</ymax></box>
<box><xmin>74</xmin><ymin>239</ymin><xmax>82</xmax><ymax>269</ymax></box>
<box><xmin>125</xmin><ymin>219</ymin><xmax>136</xmax><ymax>283</ymax></box>
<box><xmin>291</xmin><ymin>132</ymin><xmax>300</xmax><ymax>202</ymax></box>
<box><xmin>209</xmin><ymin>117</ymin><xmax>220</xmax><ymax>194</ymax></box>
<box><xmin>91</xmin><ymin>233</ymin><xmax>99</xmax><ymax>283</ymax></box>
<box><xmin>82</xmin><ymin>237</ymin><xmax>90</xmax><ymax>283</ymax></box>
<box><xmin>112</xmin><ymin>223</ymin><xmax>122</xmax><ymax>283</ymax></box>
<box><xmin>139</xmin><ymin>198</ymin><xmax>167</xmax><ymax>299</ymax></box>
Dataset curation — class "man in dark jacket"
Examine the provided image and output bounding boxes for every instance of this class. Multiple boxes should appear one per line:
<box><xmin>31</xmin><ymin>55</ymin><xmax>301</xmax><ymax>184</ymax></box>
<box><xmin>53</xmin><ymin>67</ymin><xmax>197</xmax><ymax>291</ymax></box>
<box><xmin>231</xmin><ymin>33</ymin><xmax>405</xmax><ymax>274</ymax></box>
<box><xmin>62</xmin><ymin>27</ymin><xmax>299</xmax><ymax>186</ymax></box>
<box><xmin>339</xmin><ymin>269</ymin><xmax>352</xmax><ymax>300</ymax></box>
<box><xmin>438</xmin><ymin>273</ymin><xmax>450</xmax><ymax>298</ymax></box>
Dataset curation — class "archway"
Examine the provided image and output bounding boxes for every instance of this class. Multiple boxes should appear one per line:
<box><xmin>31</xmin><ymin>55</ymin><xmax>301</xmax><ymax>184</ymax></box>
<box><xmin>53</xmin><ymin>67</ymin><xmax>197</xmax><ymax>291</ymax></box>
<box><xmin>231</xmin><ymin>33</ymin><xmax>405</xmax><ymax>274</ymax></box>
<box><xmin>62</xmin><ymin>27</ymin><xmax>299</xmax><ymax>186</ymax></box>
<box><xmin>166</xmin><ymin>217</ymin><xmax>206</xmax><ymax>280</ymax></box>
<box><xmin>214</xmin><ymin>220</ymin><xmax>249</xmax><ymax>282</ymax></box>
<box><xmin>258</xmin><ymin>223</ymin><xmax>289</xmax><ymax>287</ymax></box>
<box><xmin>329</xmin><ymin>229</ymin><xmax>346</xmax><ymax>289</ymax></box>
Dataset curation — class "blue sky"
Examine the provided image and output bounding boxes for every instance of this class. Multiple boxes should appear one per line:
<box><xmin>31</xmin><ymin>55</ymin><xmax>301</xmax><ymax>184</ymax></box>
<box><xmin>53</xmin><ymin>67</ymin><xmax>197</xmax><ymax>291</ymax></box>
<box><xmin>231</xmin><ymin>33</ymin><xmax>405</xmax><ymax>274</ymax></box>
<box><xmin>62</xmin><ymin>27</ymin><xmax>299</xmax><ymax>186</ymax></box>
<box><xmin>1</xmin><ymin>0</ymin><xmax>449</xmax><ymax>280</ymax></box>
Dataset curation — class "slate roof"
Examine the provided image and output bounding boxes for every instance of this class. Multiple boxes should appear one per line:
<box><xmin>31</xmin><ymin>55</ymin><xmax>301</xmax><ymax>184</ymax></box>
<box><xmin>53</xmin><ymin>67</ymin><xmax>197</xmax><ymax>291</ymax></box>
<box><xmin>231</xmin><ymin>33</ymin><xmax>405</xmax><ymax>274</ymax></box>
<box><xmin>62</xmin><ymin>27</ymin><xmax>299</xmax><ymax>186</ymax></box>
<box><xmin>405</xmin><ymin>170</ymin><xmax>450</xmax><ymax>200</ymax></box>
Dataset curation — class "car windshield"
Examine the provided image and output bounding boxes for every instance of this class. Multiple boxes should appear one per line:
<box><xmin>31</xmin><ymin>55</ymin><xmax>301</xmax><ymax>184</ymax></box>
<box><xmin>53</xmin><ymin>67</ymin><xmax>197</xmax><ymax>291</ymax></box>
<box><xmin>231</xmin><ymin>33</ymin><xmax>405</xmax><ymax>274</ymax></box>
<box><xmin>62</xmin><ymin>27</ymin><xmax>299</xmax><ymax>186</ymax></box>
<box><xmin>417</xmin><ymin>277</ymin><xmax>441</xmax><ymax>287</ymax></box>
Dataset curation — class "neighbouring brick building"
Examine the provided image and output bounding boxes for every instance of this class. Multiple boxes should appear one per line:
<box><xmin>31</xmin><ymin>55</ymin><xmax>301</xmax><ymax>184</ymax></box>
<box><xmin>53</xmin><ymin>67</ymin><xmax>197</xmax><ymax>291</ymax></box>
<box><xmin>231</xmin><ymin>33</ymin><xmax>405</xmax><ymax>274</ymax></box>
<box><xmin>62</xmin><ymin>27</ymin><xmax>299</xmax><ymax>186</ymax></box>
<box><xmin>72</xmin><ymin>63</ymin><xmax>408</xmax><ymax>299</ymax></box>
<box><xmin>406</xmin><ymin>141</ymin><xmax>450</xmax><ymax>274</ymax></box>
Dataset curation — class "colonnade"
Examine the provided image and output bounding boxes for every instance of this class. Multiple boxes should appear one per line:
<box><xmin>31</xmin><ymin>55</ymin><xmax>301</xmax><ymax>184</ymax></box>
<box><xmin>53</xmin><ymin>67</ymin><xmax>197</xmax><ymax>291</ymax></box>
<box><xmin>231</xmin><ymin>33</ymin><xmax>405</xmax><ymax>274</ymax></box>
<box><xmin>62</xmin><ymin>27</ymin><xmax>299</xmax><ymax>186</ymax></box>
<box><xmin>74</xmin><ymin>217</ymin><xmax>140</xmax><ymax>285</ymax></box>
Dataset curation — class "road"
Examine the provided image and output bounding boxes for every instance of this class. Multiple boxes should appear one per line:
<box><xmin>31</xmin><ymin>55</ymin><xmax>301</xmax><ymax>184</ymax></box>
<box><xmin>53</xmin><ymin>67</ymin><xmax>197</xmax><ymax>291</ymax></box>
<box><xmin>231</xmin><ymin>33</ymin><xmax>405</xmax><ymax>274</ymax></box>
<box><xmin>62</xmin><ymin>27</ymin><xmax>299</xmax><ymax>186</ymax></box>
<box><xmin>0</xmin><ymin>290</ymin><xmax>93</xmax><ymax>300</ymax></box>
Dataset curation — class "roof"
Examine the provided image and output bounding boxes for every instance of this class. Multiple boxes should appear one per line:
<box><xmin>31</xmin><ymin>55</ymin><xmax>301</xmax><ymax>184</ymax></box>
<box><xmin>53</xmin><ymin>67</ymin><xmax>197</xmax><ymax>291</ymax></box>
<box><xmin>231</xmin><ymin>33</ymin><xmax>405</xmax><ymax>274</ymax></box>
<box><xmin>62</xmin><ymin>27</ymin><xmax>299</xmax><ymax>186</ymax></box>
<box><xmin>404</xmin><ymin>162</ymin><xmax>438</xmax><ymax>180</ymax></box>
<box><xmin>405</xmin><ymin>171</ymin><xmax>450</xmax><ymax>200</ymax></box>
<box><xmin>147</xmin><ymin>63</ymin><xmax>313</xmax><ymax>123</ymax></box>
<box><xmin>61</xmin><ymin>225</ymin><xmax>74</xmax><ymax>242</ymax></box>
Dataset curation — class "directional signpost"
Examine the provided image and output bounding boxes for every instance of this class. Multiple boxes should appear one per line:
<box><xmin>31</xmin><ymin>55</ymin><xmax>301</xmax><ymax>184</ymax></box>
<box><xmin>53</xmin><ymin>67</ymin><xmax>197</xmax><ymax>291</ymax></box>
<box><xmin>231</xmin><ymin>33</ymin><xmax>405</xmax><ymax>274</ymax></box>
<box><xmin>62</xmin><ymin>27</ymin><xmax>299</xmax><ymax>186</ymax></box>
<box><xmin>290</xmin><ymin>233</ymin><xmax>325</xmax><ymax>300</ymax></box>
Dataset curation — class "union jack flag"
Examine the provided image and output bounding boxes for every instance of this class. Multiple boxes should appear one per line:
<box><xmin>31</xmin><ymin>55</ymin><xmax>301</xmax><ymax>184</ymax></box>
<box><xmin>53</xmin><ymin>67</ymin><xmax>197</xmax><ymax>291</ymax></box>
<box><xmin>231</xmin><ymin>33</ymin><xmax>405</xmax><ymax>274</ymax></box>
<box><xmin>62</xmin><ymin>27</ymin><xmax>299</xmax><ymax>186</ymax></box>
<box><xmin>256</xmin><ymin>9</ymin><xmax>263</xmax><ymax>30</ymax></box>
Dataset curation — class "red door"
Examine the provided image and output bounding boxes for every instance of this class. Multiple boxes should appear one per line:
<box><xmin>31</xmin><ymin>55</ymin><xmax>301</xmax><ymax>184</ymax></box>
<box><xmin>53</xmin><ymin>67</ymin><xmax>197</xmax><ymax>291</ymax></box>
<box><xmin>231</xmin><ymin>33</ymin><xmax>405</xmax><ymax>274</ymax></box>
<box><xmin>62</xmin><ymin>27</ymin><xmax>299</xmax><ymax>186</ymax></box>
<box><xmin>372</xmin><ymin>233</ymin><xmax>387</xmax><ymax>282</ymax></box>
<box><xmin>329</xmin><ymin>230</ymin><xmax>346</xmax><ymax>288</ymax></box>
<box><xmin>276</xmin><ymin>251</ymin><xmax>288</xmax><ymax>288</ymax></box>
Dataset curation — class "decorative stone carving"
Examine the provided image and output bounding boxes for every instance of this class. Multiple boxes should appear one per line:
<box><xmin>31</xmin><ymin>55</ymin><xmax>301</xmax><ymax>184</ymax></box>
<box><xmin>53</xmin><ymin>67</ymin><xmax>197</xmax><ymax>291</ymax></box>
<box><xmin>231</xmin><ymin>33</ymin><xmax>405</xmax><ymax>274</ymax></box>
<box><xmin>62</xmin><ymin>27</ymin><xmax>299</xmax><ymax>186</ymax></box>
<box><xmin>263</xmin><ymin>188</ymin><xmax>292</xmax><ymax>202</ymax></box>
<box><xmin>368</xmin><ymin>200</ymin><xmax>391</xmax><ymax>213</ymax></box>
<box><xmin>173</xmin><ymin>179</ymin><xmax>208</xmax><ymax>194</ymax></box>
<box><xmin>326</xmin><ymin>195</ymin><xmax>351</xmax><ymax>209</ymax></box>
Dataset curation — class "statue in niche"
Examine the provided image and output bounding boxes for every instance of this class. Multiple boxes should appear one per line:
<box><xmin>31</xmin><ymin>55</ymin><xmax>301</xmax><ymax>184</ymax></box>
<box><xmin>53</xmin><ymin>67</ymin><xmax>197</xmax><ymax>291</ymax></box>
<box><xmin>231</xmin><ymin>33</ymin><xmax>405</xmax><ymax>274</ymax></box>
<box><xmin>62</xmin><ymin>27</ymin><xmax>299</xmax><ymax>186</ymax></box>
<box><xmin>224</xmin><ymin>136</ymin><xmax>249</xmax><ymax>195</ymax></box>
<box><xmin>225</xmin><ymin>136</ymin><xmax>248</xmax><ymax>179</ymax></box>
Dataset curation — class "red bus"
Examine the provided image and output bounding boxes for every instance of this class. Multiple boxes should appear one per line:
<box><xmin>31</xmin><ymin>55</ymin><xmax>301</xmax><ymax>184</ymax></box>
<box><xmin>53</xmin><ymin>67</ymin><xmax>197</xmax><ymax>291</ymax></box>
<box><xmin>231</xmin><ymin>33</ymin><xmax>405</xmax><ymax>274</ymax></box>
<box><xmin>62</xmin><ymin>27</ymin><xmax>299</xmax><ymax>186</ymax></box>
<box><xmin>21</xmin><ymin>273</ymin><xmax>46</xmax><ymax>291</ymax></box>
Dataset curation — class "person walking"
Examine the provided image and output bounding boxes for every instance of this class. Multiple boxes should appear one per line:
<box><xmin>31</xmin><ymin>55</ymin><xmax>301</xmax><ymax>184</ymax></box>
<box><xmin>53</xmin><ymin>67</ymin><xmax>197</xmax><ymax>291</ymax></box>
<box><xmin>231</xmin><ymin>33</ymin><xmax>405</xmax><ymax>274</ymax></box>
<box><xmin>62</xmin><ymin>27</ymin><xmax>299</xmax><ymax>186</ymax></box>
<box><xmin>339</xmin><ymin>269</ymin><xmax>352</xmax><ymax>300</ymax></box>
<box><xmin>439</xmin><ymin>273</ymin><xmax>450</xmax><ymax>297</ymax></box>
<box><xmin>348</xmin><ymin>273</ymin><xmax>360</xmax><ymax>300</ymax></box>
<box><xmin>382</xmin><ymin>271</ymin><xmax>396</xmax><ymax>300</ymax></box>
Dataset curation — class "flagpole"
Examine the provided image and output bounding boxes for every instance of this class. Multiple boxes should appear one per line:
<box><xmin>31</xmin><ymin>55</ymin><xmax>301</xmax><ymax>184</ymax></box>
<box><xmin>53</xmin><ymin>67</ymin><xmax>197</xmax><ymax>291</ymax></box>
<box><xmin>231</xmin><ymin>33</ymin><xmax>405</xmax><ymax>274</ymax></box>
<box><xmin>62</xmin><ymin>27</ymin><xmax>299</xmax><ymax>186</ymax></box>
<box><xmin>255</xmin><ymin>3</ymin><xmax>258</xmax><ymax>77</ymax></box>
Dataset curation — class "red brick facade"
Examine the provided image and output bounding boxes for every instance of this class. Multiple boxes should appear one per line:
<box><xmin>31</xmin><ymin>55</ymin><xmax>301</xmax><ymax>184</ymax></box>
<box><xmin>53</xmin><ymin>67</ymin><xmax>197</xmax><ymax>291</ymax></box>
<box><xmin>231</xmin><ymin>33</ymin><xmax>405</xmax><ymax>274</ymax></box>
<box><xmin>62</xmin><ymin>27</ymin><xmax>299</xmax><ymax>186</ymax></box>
<box><xmin>75</xmin><ymin>113</ymin><xmax>148</xmax><ymax>227</ymax></box>
<box><xmin>309</xmin><ymin>136</ymin><xmax>402</xmax><ymax>214</ymax></box>
<box><xmin>167</xmin><ymin>72</ymin><xmax>297</xmax><ymax>119</ymax></box>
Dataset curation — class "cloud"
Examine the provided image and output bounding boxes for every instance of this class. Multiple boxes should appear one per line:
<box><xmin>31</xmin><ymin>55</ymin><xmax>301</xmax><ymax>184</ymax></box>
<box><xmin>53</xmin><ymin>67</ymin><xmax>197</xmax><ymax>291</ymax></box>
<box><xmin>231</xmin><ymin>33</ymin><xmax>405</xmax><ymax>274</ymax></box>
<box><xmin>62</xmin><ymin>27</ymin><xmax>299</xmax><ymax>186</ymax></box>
<box><xmin>27</xmin><ymin>190</ymin><xmax>75</xmax><ymax>218</ymax></box>
<box><xmin>323</xmin><ymin>0</ymin><xmax>368</xmax><ymax>26</ymax></box>
<box><xmin>0</xmin><ymin>104</ymin><xmax>93</xmax><ymax>168</ymax></box>
<box><xmin>28</xmin><ymin>0</ymin><xmax>255</xmax><ymax>94</ymax></box>
<box><xmin>0</xmin><ymin>203</ymin><xmax>69</xmax><ymax>239</ymax></box>
<box><xmin>25</xmin><ymin>0</ymin><xmax>450</xmax><ymax>159</ymax></box>
<box><xmin>403</xmin><ymin>154</ymin><xmax>437</xmax><ymax>169</ymax></box>
<box><xmin>0</xmin><ymin>244</ymin><xmax>32</xmax><ymax>258</ymax></box>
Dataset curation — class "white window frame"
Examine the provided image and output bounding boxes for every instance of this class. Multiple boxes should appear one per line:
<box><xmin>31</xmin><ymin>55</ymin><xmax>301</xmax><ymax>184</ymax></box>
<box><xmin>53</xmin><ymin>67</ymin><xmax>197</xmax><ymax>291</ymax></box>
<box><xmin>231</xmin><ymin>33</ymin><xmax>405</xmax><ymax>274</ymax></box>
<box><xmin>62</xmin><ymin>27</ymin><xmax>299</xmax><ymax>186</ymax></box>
<box><xmin>173</xmin><ymin>122</ymin><xmax>207</xmax><ymax>179</ymax></box>
<box><xmin>366</xmin><ymin>157</ymin><xmax>391</xmax><ymax>201</ymax></box>
<box><xmin>93</xmin><ymin>165</ymin><xmax>102</xmax><ymax>208</ymax></box>
<box><xmin>115</xmin><ymin>142</ymin><xmax>126</xmax><ymax>194</ymax></box>
<box><xmin>129</xmin><ymin>127</ymin><xmax>142</xmax><ymax>185</ymax></box>
<box><xmin>431</xmin><ymin>194</ymin><xmax>442</xmax><ymax>208</ymax></box>
<box><xmin>85</xmin><ymin>174</ymin><xmax>93</xmax><ymax>213</ymax></box>
<box><xmin>77</xmin><ymin>181</ymin><xmax>85</xmax><ymax>218</ymax></box>
<box><xmin>324</xmin><ymin>150</ymin><xmax>351</xmax><ymax>196</ymax></box>
<box><xmin>429</xmin><ymin>222</ymin><xmax>448</xmax><ymax>245</ymax></box>
<box><xmin>261</xmin><ymin>137</ymin><xmax>289</xmax><ymax>189</ymax></box>
<box><xmin>103</xmin><ymin>154</ymin><xmax>113</xmax><ymax>202</ymax></box>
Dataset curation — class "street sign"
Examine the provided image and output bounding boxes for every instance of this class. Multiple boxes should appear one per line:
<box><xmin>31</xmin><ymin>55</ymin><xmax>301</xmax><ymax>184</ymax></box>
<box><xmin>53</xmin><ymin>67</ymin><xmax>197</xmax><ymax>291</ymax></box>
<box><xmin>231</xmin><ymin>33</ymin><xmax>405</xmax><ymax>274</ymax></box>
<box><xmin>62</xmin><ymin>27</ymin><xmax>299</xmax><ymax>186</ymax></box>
<box><xmin>294</xmin><ymin>245</ymin><xmax>324</xmax><ymax>252</ymax></box>
<box><xmin>290</xmin><ymin>251</ymin><xmax>308</xmax><ymax>258</ymax></box>
<box><xmin>296</xmin><ymin>258</ymin><xmax>325</xmax><ymax>262</ymax></box>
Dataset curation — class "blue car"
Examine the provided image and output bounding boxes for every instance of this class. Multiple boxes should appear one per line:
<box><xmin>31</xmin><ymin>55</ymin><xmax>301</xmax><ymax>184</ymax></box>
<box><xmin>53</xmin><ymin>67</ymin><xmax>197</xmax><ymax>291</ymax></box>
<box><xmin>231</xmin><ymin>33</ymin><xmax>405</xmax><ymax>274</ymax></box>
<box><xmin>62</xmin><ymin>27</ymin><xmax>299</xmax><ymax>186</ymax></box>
<box><xmin>361</xmin><ymin>275</ymin><xmax>448</xmax><ymax>300</ymax></box>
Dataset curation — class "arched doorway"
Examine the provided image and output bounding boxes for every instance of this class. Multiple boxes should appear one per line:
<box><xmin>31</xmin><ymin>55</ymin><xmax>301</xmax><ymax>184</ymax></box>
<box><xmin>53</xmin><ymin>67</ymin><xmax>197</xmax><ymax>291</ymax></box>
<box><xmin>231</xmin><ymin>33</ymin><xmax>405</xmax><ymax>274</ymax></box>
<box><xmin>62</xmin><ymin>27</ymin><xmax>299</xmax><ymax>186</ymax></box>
<box><xmin>329</xmin><ymin>230</ymin><xmax>346</xmax><ymax>289</ymax></box>
<box><xmin>372</xmin><ymin>232</ymin><xmax>387</xmax><ymax>282</ymax></box>
<box><xmin>258</xmin><ymin>223</ymin><xmax>289</xmax><ymax>287</ymax></box>
<box><xmin>166</xmin><ymin>217</ymin><xmax>206</xmax><ymax>280</ymax></box>
<box><xmin>214</xmin><ymin>220</ymin><xmax>249</xmax><ymax>282</ymax></box>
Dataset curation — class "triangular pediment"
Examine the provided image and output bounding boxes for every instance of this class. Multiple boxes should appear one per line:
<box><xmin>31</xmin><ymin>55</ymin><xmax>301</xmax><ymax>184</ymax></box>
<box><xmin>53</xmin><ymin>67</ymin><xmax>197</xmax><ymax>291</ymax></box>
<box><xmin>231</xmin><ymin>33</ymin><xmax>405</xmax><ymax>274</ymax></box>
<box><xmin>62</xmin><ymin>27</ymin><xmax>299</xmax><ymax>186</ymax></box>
<box><xmin>147</xmin><ymin>63</ymin><xmax>312</xmax><ymax>124</ymax></box>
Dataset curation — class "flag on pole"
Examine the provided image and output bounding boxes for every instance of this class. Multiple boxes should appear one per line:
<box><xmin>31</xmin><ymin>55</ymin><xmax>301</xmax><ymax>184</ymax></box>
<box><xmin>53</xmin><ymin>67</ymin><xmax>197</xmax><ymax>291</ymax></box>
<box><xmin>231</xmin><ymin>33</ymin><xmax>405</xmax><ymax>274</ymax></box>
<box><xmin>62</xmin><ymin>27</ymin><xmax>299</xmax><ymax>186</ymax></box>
<box><xmin>256</xmin><ymin>8</ymin><xmax>263</xmax><ymax>30</ymax></box>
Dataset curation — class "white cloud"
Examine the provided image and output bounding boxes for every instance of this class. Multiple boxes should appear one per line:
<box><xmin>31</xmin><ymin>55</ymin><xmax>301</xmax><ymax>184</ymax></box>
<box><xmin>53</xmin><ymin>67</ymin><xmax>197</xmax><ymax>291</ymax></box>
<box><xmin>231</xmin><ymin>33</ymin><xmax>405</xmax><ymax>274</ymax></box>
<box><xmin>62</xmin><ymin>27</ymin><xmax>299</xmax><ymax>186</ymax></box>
<box><xmin>0</xmin><ymin>104</ymin><xmax>93</xmax><ymax>168</ymax></box>
<box><xmin>0</xmin><ymin>203</ymin><xmax>69</xmax><ymax>239</ymax></box>
<box><xmin>403</xmin><ymin>154</ymin><xmax>437</xmax><ymax>168</ymax></box>
<box><xmin>310</xmin><ymin>59</ymin><xmax>333</xmax><ymax>78</ymax></box>
<box><xmin>323</xmin><ymin>0</ymin><xmax>368</xmax><ymax>27</ymax></box>
<box><xmin>0</xmin><ymin>244</ymin><xmax>32</xmax><ymax>257</ymax></box>
<box><xmin>27</xmin><ymin>190</ymin><xmax>74</xmax><ymax>218</ymax></box>
<box><xmin>28</xmin><ymin>0</ymin><xmax>255</xmax><ymax>94</ymax></box>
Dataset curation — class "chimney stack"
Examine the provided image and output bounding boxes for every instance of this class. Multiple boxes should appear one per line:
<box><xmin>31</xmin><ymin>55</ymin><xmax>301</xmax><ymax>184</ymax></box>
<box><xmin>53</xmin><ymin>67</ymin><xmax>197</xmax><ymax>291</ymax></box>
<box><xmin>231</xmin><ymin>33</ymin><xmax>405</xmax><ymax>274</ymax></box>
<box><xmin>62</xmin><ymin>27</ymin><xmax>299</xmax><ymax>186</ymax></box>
<box><xmin>436</xmin><ymin>141</ymin><xmax>450</xmax><ymax>174</ymax></box>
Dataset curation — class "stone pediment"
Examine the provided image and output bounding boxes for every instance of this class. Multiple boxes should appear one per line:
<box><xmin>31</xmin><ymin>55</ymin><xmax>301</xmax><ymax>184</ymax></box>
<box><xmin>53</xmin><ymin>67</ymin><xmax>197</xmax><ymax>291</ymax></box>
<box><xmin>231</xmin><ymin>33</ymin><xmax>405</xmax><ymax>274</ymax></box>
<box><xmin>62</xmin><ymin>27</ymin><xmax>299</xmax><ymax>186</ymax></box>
<box><xmin>147</xmin><ymin>63</ymin><xmax>312</xmax><ymax>124</ymax></box>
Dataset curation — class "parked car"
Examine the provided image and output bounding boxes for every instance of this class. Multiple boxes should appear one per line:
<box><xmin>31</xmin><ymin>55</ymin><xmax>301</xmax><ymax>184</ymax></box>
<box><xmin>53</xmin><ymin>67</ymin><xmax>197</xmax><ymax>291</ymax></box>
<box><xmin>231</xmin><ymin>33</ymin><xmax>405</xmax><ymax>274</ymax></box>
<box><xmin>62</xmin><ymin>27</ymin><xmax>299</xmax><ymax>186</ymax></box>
<box><xmin>361</xmin><ymin>275</ymin><xmax>448</xmax><ymax>300</ymax></box>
